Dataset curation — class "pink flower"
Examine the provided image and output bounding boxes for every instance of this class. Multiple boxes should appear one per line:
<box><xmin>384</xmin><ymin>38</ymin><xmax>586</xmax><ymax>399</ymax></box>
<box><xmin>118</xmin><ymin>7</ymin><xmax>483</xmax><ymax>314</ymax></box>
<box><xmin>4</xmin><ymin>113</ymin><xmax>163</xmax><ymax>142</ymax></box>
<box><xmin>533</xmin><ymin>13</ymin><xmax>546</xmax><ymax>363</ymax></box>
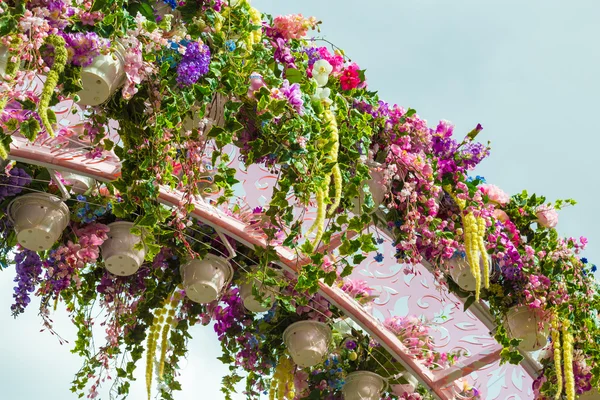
<box><xmin>493</xmin><ymin>209</ymin><xmax>509</xmax><ymax>222</ymax></box>
<box><xmin>536</xmin><ymin>204</ymin><xmax>559</xmax><ymax>228</ymax></box>
<box><xmin>247</xmin><ymin>72</ymin><xmax>266</xmax><ymax>98</ymax></box>
<box><xmin>529</xmin><ymin>298</ymin><xmax>542</xmax><ymax>309</ymax></box>
<box><xmin>293</xmin><ymin>370</ymin><xmax>310</xmax><ymax>396</ymax></box>
<box><xmin>479</xmin><ymin>184</ymin><xmax>510</xmax><ymax>205</ymax></box>
<box><xmin>272</xmin><ymin>14</ymin><xmax>317</xmax><ymax>40</ymax></box>
<box><xmin>340</xmin><ymin>63</ymin><xmax>361</xmax><ymax>91</ymax></box>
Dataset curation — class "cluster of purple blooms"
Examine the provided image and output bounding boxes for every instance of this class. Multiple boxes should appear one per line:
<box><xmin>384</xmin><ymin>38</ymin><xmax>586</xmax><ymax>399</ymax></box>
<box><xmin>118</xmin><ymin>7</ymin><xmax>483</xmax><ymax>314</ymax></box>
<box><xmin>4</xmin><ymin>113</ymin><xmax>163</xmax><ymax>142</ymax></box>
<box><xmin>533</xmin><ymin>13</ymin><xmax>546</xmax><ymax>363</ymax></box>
<box><xmin>11</xmin><ymin>250</ymin><xmax>43</xmax><ymax>316</ymax></box>
<box><xmin>279</xmin><ymin>79</ymin><xmax>304</xmax><ymax>115</ymax></box>
<box><xmin>432</xmin><ymin>121</ymin><xmax>488</xmax><ymax>176</ymax></box>
<box><xmin>176</xmin><ymin>42</ymin><xmax>211</xmax><ymax>87</ymax></box>
<box><xmin>0</xmin><ymin>167</ymin><xmax>31</xmax><ymax>201</ymax></box>
<box><xmin>61</xmin><ymin>32</ymin><xmax>109</xmax><ymax>67</ymax></box>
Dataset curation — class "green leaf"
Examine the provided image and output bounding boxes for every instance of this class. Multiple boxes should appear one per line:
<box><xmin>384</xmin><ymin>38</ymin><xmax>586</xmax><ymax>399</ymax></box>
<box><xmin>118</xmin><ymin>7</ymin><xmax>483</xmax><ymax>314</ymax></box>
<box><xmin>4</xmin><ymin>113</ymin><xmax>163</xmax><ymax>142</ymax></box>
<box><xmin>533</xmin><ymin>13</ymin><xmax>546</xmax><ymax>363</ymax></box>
<box><xmin>285</xmin><ymin>68</ymin><xmax>304</xmax><ymax>84</ymax></box>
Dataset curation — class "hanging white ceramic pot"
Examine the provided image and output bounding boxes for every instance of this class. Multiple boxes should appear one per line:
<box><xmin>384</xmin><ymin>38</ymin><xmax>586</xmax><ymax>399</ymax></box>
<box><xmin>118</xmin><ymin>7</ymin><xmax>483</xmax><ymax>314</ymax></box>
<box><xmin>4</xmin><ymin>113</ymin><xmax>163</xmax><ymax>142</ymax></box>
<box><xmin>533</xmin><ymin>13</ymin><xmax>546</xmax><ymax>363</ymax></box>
<box><xmin>447</xmin><ymin>254</ymin><xmax>491</xmax><ymax>292</ymax></box>
<box><xmin>77</xmin><ymin>44</ymin><xmax>126</xmax><ymax>106</ymax></box>
<box><xmin>283</xmin><ymin>321</ymin><xmax>331</xmax><ymax>368</ymax></box>
<box><xmin>61</xmin><ymin>171</ymin><xmax>95</xmax><ymax>194</ymax></box>
<box><xmin>8</xmin><ymin>193</ymin><xmax>70</xmax><ymax>251</ymax></box>
<box><xmin>239</xmin><ymin>270</ymin><xmax>277</xmax><ymax>313</ymax></box>
<box><xmin>153</xmin><ymin>0</ymin><xmax>182</xmax><ymax>24</ymax></box>
<box><xmin>352</xmin><ymin>161</ymin><xmax>388</xmax><ymax>214</ymax></box>
<box><xmin>342</xmin><ymin>371</ymin><xmax>387</xmax><ymax>400</ymax></box>
<box><xmin>0</xmin><ymin>45</ymin><xmax>8</xmax><ymax>78</ymax></box>
<box><xmin>578</xmin><ymin>389</ymin><xmax>600</xmax><ymax>399</ymax></box>
<box><xmin>391</xmin><ymin>373</ymin><xmax>418</xmax><ymax>396</ymax></box>
<box><xmin>180</xmin><ymin>254</ymin><xmax>233</xmax><ymax>304</ymax></box>
<box><xmin>505</xmin><ymin>305</ymin><xmax>549</xmax><ymax>352</ymax></box>
<box><xmin>182</xmin><ymin>93</ymin><xmax>227</xmax><ymax>135</ymax></box>
<box><xmin>101</xmin><ymin>222</ymin><xmax>146</xmax><ymax>276</ymax></box>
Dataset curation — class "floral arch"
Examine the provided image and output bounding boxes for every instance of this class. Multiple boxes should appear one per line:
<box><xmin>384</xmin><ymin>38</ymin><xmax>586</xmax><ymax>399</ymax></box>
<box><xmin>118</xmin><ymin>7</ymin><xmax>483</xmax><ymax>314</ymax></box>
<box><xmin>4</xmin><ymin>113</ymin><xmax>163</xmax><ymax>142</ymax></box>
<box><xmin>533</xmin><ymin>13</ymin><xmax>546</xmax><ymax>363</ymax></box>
<box><xmin>0</xmin><ymin>1</ymin><xmax>598</xmax><ymax>400</ymax></box>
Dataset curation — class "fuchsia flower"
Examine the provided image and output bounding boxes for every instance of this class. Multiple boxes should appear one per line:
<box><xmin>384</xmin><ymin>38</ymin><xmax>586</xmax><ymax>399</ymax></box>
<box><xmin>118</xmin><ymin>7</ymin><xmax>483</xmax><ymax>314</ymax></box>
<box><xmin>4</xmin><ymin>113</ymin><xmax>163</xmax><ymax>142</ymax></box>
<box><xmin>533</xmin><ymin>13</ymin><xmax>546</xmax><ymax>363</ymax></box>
<box><xmin>339</xmin><ymin>63</ymin><xmax>361</xmax><ymax>91</ymax></box>
<box><xmin>536</xmin><ymin>204</ymin><xmax>559</xmax><ymax>228</ymax></box>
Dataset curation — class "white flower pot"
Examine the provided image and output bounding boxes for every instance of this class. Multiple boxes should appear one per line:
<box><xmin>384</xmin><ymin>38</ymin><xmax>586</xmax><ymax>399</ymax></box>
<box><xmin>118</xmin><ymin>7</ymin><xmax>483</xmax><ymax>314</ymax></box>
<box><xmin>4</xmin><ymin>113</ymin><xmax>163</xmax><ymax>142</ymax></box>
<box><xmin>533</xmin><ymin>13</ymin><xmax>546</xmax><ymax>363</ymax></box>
<box><xmin>578</xmin><ymin>389</ymin><xmax>600</xmax><ymax>399</ymax></box>
<box><xmin>283</xmin><ymin>321</ymin><xmax>331</xmax><ymax>368</ymax></box>
<box><xmin>101</xmin><ymin>222</ymin><xmax>145</xmax><ymax>276</ymax></box>
<box><xmin>182</xmin><ymin>93</ymin><xmax>226</xmax><ymax>135</ymax></box>
<box><xmin>78</xmin><ymin>44</ymin><xmax>126</xmax><ymax>106</ymax></box>
<box><xmin>8</xmin><ymin>193</ymin><xmax>70</xmax><ymax>251</ymax></box>
<box><xmin>181</xmin><ymin>254</ymin><xmax>233</xmax><ymax>304</ymax></box>
<box><xmin>366</xmin><ymin>161</ymin><xmax>387</xmax><ymax>206</ymax></box>
<box><xmin>61</xmin><ymin>172</ymin><xmax>95</xmax><ymax>194</ymax></box>
<box><xmin>342</xmin><ymin>371</ymin><xmax>387</xmax><ymax>400</ymax></box>
<box><xmin>505</xmin><ymin>306</ymin><xmax>549</xmax><ymax>352</ymax></box>
<box><xmin>447</xmin><ymin>254</ymin><xmax>490</xmax><ymax>292</ymax></box>
<box><xmin>391</xmin><ymin>373</ymin><xmax>418</xmax><ymax>396</ymax></box>
<box><xmin>0</xmin><ymin>45</ymin><xmax>8</xmax><ymax>77</ymax></box>
<box><xmin>239</xmin><ymin>278</ymin><xmax>276</xmax><ymax>313</ymax></box>
<box><xmin>352</xmin><ymin>161</ymin><xmax>387</xmax><ymax>214</ymax></box>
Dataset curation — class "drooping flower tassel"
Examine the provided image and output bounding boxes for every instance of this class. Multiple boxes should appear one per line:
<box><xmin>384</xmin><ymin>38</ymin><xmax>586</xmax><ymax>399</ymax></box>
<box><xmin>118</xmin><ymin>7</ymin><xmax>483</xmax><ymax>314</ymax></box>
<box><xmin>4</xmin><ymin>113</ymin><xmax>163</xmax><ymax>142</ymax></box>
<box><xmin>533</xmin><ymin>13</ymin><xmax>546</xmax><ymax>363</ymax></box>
<box><xmin>246</xmin><ymin>6</ymin><xmax>263</xmax><ymax>50</ymax></box>
<box><xmin>477</xmin><ymin>216</ymin><xmax>489</xmax><ymax>289</ymax></box>
<box><xmin>158</xmin><ymin>290</ymin><xmax>182</xmax><ymax>380</ymax></box>
<box><xmin>464</xmin><ymin>212</ymin><xmax>481</xmax><ymax>301</ymax></box>
<box><xmin>323</xmin><ymin>108</ymin><xmax>341</xmax><ymax>217</ymax></box>
<box><xmin>562</xmin><ymin>320</ymin><xmax>574</xmax><ymax>400</ymax></box>
<box><xmin>270</xmin><ymin>355</ymin><xmax>295</xmax><ymax>400</ymax></box>
<box><xmin>551</xmin><ymin>314</ymin><xmax>562</xmax><ymax>399</ymax></box>
<box><xmin>146</xmin><ymin>312</ymin><xmax>160</xmax><ymax>400</ymax></box>
<box><xmin>444</xmin><ymin>185</ymin><xmax>488</xmax><ymax>301</ymax></box>
<box><xmin>39</xmin><ymin>35</ymin><xmax>67</xmax><ymax>138</ymax></box>
<box><xmin>308</xmin><ymin>186</ymin><xmax>326</xmax><ymax>248</ymax></box>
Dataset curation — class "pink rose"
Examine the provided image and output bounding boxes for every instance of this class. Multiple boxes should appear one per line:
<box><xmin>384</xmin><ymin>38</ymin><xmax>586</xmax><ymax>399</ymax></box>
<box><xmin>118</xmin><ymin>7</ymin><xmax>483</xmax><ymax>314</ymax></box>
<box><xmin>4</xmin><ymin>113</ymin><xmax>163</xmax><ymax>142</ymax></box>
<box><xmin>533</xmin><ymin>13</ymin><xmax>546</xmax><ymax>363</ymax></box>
<box><xmin>479</xmin><ymin>184</ymin><xmax>510</xmax><ymax>205</ymax></box>
<box><xmin>536</xmin><ymin>205</ymin><xmax>559</xmax><ymax>228</ymax></box>
<box><xmin>493</xmin><ymin>209</ymin><xmax>509</xmax><ymax>222</ymax></box>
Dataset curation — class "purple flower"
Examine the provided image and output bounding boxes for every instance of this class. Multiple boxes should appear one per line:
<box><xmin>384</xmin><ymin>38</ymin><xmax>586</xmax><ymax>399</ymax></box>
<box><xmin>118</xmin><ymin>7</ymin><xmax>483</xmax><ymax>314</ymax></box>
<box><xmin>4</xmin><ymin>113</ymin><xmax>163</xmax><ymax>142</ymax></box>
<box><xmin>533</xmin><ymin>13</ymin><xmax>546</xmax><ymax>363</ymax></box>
<box><xmin>280</xmin><ymin>79</ymin><xmax>304</xmax><ymax>115</ymax></box>
<box><xmin>345</xmin><ymin>340</ymin><xmax>357</xmax><ymax>350</ymax></box>
<box><xmin>11</xmin><ymin>250</ymin><xmax>43</xmax><ymax>316</ymax></box>
<box><xmin>0</xmin><ymin>167</ymin><xmax>31</xmax><ymax>201</ymax></box>
<box><xmin>61</xmin><ymin>32</ymin><xmax>109</xmax><ymax>67</ymax></box>
<box><xmin>176</xmin><ymin>42</ymin><xmax>211</xmax><ymax>87</ymax></box>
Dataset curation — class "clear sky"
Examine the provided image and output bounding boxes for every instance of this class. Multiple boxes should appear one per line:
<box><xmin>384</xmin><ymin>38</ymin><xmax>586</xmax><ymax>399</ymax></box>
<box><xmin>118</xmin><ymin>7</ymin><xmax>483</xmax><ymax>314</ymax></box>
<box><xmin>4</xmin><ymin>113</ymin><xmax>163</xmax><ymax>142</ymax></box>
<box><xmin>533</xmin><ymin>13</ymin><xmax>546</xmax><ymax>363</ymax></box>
<box><xmin>1</xmin><ymin>1</ymin><xmax>599</xmax><ymax>399</ymax></box>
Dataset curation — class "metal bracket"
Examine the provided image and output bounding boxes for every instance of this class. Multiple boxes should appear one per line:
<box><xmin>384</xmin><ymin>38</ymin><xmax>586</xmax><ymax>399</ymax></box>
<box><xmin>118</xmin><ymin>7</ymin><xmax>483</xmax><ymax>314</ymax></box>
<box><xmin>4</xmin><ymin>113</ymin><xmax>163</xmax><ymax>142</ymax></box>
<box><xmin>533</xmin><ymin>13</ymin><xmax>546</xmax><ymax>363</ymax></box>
<box><xmin>47</xmin><ymin>168</ymin><xmax>71</xmax><ymax>201</ymax></box>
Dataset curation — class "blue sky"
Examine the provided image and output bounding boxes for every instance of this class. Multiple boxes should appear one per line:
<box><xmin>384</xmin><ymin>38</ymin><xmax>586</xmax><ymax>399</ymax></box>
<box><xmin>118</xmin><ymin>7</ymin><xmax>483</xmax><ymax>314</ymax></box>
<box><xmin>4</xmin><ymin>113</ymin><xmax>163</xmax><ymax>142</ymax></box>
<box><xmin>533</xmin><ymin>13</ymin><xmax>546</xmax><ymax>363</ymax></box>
<box><xmin>1</xmin><ymin>1</ymin><xmax>599</xmax><ymax>399</ymax></box>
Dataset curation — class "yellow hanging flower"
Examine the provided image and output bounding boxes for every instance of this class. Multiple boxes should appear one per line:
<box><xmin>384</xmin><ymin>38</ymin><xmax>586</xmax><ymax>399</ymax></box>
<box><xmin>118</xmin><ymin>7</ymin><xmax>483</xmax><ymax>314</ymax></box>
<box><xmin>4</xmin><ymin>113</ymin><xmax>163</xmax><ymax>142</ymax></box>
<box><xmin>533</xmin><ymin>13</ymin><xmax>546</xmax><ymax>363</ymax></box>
<box><xmin>308</xmin><ymin>107</ymin><xmax>341</xmax><ymax>248</ymax></box>
<box><xmin>39</xmin><ymin>35</ymin><xmax>67</xmax><ymax>138</ymax></box>
<box><xmin>562</xmin><ymin>320</ymin><xmax>575</xmax><ymax>400</ymax></box>
<box><xmin>551</xmin><ymin>314</ymin><xmax>562</xmax><ymax>399</ymax></box>
<box><xmin>444</xmin><ymin>185</ymin><xmax>489</xmax><ymax>301</ymax></box>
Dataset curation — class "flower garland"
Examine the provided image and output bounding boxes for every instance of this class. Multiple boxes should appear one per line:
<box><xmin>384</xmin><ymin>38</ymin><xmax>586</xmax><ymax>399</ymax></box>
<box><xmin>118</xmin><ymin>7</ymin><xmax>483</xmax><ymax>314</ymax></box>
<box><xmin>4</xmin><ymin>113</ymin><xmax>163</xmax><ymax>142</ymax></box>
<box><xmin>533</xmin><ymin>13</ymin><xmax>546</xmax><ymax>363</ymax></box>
<box><xmin>551</xmin><ymin>314</ymin><xmax>562</xmax><ymax>400</ymax></box>
<box><xmin>308</xmin><ymin>106</ymin><xmax>341</xmax><ymax>247</ymax></box>
<box><xmin>39</xmin><ymin>34</ymin><xmax>67</xmax><ymax>138</ymax></box>
<box><xmin>445</xmin><ymin>185</ymin><xmax>489</xmax><ymax>301</ymax></box>
<box><xmin>563</xmin><ymin>320</ymin><xmax>575</xmax><ymax>400</ymax></box>
<box><xmin>247</xmin><ymin>6</ymin><xmax>263</xmax><ymax>50</ymax></box>
<box><xmin>270</xmin><ymin>355</ymin><xmax>295</xmax><ymax>400</ymax></box>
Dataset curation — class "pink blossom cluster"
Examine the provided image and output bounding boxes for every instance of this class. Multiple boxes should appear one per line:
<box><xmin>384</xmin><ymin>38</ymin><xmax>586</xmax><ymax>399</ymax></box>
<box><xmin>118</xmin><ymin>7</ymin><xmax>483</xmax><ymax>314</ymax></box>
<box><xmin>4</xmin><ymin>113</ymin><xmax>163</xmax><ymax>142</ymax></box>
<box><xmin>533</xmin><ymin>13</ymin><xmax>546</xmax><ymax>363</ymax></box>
<box><xmin>272</xmin><ymin>14</ymin><xmax>317</xmax><ymax>40</ymax></box>
<box><xmin>383</xmin><ymin>316</ymin><xmax>455</xmax><ymax>369</ymax></box>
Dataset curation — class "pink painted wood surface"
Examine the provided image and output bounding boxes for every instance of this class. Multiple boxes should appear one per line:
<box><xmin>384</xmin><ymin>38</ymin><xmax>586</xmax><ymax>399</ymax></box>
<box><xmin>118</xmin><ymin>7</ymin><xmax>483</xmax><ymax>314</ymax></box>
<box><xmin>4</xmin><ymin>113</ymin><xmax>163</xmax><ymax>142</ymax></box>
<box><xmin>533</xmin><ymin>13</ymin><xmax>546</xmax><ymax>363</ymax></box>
<box><xmin>7</xmin><ymin>142</ymin><xmax>455</xmax><ymax>400</ymax></box>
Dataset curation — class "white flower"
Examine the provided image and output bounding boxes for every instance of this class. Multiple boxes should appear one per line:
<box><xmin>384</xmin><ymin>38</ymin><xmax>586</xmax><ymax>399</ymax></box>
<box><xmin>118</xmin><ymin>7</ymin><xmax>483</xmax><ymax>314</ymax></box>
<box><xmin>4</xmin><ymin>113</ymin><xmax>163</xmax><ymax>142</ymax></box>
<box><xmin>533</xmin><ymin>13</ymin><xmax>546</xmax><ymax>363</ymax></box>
<box><xmin>312</xmin><ymin>59</ymin><xmax>333</xmax><ymax>87</ymax></box>
<box><xmin>311</xmin><ymin>87</ymin><xmax>332</xmax><ymax>105</ymax></box>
